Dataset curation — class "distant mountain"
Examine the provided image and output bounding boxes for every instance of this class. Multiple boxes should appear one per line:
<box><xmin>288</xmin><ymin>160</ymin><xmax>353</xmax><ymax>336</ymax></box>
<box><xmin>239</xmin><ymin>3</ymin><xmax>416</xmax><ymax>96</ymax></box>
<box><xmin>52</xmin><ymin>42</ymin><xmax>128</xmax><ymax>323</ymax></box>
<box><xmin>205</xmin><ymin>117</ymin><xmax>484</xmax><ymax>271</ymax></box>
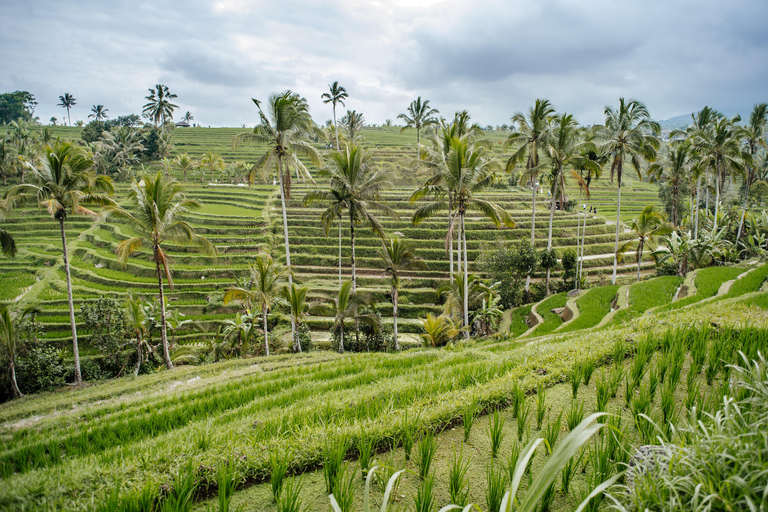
<box><xmin>657</xmin><ymin>114</ymin><xmax>691</xmax><ymax>130</ymax></box>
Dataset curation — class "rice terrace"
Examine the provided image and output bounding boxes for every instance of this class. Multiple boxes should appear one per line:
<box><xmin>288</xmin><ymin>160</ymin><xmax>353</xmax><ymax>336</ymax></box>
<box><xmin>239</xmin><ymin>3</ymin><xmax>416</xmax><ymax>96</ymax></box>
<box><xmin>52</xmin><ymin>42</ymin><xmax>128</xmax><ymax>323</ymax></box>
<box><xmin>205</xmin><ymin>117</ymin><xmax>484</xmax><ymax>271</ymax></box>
<box><xmin>1</xmin><ymin>2</ymin><xmax>768</xmax><ymax>511</ymax></box>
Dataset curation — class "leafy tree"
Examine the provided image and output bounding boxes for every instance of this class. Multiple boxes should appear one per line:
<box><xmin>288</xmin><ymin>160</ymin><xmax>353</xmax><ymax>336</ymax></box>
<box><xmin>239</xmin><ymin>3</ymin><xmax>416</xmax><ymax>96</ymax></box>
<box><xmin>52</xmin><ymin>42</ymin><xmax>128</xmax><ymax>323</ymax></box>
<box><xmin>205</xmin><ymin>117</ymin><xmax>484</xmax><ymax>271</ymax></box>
<box><xmin>340</xmin><ymin>109</ymin><xmax>364</xmax><ymax>143</ymax></box>
<box><xmin>539</xmin><ymin>249</ymin><xmax>558</xmax><ymax>291</ymax></box>
<box><xmin>618</xmin><ymin>205</ymin><xmax>672</xmax><ymax>281</ymax></box>
<box><xmin>82</xmin><ymin>120</ymin><xmax>106</xmax><ymax>143</ymax></box>
<box><xmin>597</xmin><ymin>98</ymin><xmax>660</xmax><ymax>284</ymax></box>
<box><xmin>101</xmin><ymin>171</ymin><xmax>217</xmax><ymax>370</ymax></box>
<box><xmin>479</xmin><ymin>240</ymin><xmax>539</xmax><ymax>308</ymax></box>
<box><xmin>0</xmin><ymin>138</ymin><xmax>14</xmax><ymax>186</ymax></box>
<box><xmin>0</xmin><ymin>91</ymin><xmax>36</xmax><ymax>124</ymax></box>
<box><xmin>398</xmin><ymin>96</ymin><xmax>439</xmax><ymax>157</ymax></box>
<box><xmin>303</xmin><ymin>144</ymin><xmax>393</xmax><ymax>291</ymax></box>
<box><xmin>143</xmin><ymin>84</ymin><xmax>179</xmax><ymax>128</ymax></box>
<box><xmin>9</xmin><ymin>141</ymin><xmax>114</xmax><ymax>384</ymax></box>
<box><xmin>0</xmin><ymin>198</ymin><xmax>17</xmax><ymax>258</ymax></box>
<box><xmin>413</xmin><ymin>135</ymin><xmax>513</xmax><ymax>336</ymax></box>
<box><xmin>58</xmin><ymin>93</ymin><xmax>76</xmax><ymax>126</ymax></box>
<box><xmin>89</xmin><ymin>105</ymin><xmax>109</xmax><ymax>121</ymax></box>
<box><xmin>379</xmin><ymin>237</ymin><xmax>426</xmax><ymax>351</ymax></box>
<box><xmin>321</xmin><ymin>81</ymin><xmax>348</xmax><ymax>151</ymax></box>
<box><xmin>8</xmin><ymin>121</ymin><xmax>38</xmax><ymax>183</ymax></box>
<box><xmin>0</xmin><ymin>305</ymin><xmax>38</xmax><ymax>398</ymax></box>
<box><xmin>233</xmin><ymin>92</ymin><xmax>323</xmax><ymax>346</ymax></box>
<box><xmin>505</xmin><ymin>99</ymin><xmax>556</xmax><ymax>291</ymax></box>
<box><xmin>96</xmin><ymin>126</ymin><xmax>145</xmax><ymax>176</ymax></box>
<box><xmin>561</xmin><ymin>248</ymin><xmax>578</xmax><ymax>290</ymax></box>
<box><xmin>81</xmin><ymin>297</ymin><xmax>128</xmax><ymax>376</ymax></box>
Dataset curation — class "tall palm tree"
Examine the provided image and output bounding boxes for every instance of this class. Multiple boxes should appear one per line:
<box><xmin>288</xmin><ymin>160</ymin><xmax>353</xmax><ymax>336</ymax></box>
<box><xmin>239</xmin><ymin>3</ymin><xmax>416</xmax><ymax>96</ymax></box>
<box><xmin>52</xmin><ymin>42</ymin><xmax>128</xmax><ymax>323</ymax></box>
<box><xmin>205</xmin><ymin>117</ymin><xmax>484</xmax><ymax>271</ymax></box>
<box><xmin>303</xmin><ymin>186</ymin><xmax>349</xmax><ymax>288</ymax></box>
<box><xmin>88</xmin><ymin>105</ymin><xmax>109</xmax><ymax>121</ymax></box>
<box><xmin>9</xmin><ymin>140</ymin><xmax>115</xmax><ymax>384</ymax></box>
<box><xmin>597</xmin><ymin>98</ymin><xmax>660</xmax><ymax>284</ymax></box>
<box><xmin>100</xmin><ymin>171</ymin><xmax>217</xmax><ymax>370</ymax></box>
<box><xmin>693</xmin><ymin>117</ymin><xmax>748</xmax><ymax>232</ymax></box>
<box><xmin>736</xmin><ymin>103</ymin><xmax>768</xmax><ymax>241</ymax></box>
<box><xmin>540</xmin><ymin>114</ymin><xmax>598</xmax><ymax>295</ymax></box>
<box><xmin>340</xmin><ymin>110</ymin><xmax>365</xmax><ymax>143</ymax></box>
<box><xmin>142</xmin><ymin>84</ymin><xmax>179</xmax><ymax>128</ymax></box>
<box><xmin>223</xmin><ymin>254</ymin><xmax>288</xmax><ymax>357</ymax></box>
<box><xmin>0</xmin><ymin>305</ymin><xmax>38</xmax><ymax>398</ymax></box>
<box><xmin>379</xmin><ymin>237</ymin><xmax>426</xmax><ymax>351</ymax></box>
<box><xmin>647</xmin><ymin>141</ymin><xmax>695</xmax><ymax>228</ymax></box>
<box><xmin>58</xmin><ymin>93</ymin><xmax>76</xmax><ymax>126</ymax></box>
<box><xmin>413</xmin><ymin>136</ymin><xmax>514</xmax><ymax>337</ymax></box>
<box><xmin>617</xmin><ymin>204</ymin><xmax>672</xmax><ymax>281</ymax></box>
<box><xmin>398</xmin><ymin>97</ymin><xmax>439</xmax><ymax>157</ymax></box>
<box><xmin>175</xmin><ymin>153</ymin><xmax>195</xmax><ymax>182</ymax></box>
<box><xmin>282</xmin><ymin>283</ymin><xmax>310</xmax><ymax>353</ymax></box>
<box><xmin>233</xmin><ymin>91</ymin><xmax>323</xmax><ymax>345</ymax></box>
<box><xmin>303</xmin><ymin>144</ymin><xmax>394</xmax><ymax>291</ymax></box>
<box><xmin>321</xmin><ymin>81</ymin><xmax>348</xmax><ymax>151</ymax></box>
<box><xmin>323</xmin><ymin>280</ymin><xmax>374</xmax><ymax>353</ymax></box>
<box><xmin>0</xmin><ymin>198</ymin><xmax>17</xmax><ymax>258</ymax></box>
<box><xmin>124</xmin><ymin>291</ymin><xmax>148</xmax><ymax>376</ymax></box>
<box><xmin>181</xmin><ymin>111</ymin><xmax>194</xmax><ymax>124</ymax></box>
<box><xmin>201</xmin><ymin>150</ymin><xmax>225</xmax><ymax>182</ymax></box>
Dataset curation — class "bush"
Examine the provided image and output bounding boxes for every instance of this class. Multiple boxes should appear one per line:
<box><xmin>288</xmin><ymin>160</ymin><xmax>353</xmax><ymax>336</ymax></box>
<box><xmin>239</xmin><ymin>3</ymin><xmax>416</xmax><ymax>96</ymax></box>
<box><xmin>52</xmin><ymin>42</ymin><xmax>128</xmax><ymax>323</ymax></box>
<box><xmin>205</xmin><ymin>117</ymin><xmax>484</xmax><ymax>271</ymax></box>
<box><xmin>81</xmin><ymin>120</ymin><xmax>105</xmax><ymax>143</ymax></box>
<box><xmin>81</xmin><ymin>297</ymin><xmax>128</xmax><ymax>376</ymax></box>
<box><xmin>478</xmin><ymin>240</ymin><xmax>539</xmax><ymax>308</ymax></box>
<box><xmin>15</xmin><ymin>320</ymin><xmax>67</xmax><ymax>394</ymax></box>
<box><xmin>298</xmin><ymin>322</ymin><xmax>312</xmax><ymax>352</ymax></box>
<box><xmin>561</xmin><ymin>249</ymin><xmax>577</xmax><ymax>289</ymax></box>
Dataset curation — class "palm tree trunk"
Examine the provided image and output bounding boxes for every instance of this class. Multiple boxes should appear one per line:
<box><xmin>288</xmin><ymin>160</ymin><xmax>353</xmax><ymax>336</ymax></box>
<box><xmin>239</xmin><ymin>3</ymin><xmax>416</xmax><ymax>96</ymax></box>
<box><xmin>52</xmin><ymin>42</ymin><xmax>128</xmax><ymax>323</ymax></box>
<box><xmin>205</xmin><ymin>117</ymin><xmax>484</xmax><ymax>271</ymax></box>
<box><xmin>546</xmin><ymin>170</ymin><xmax>560</xmax><ymax>295</ymax></box>
<box><xmin>456</xmin><ymin>214</ymin><xmax>463</xmax><ymax>279</ymax></box>
<box><xmin>67</xmin><ymin>107</ymin><xmax>71</xmax><ymax>127</ymax></box>
<box><xmin>134</xmin><ymin>337</ymin><xmax>142</xmax><ymax>377</ymax></box>
<box><xmin>263</xmin><ymin>307</ymin><xmax>270</xmax><ymax>357</ymax></box>
<box><xmin>462</xmin><ymin>214</ymin><xmax>469</xmax><ymax>340</ymax></box>
<box><xmin>154</xmin><ymin>247</ymin><xmax>173</xmax><ymax>370</ymax></box>
<box><xmin>636</xmin><ymin>239</ymin><xmax>643</xmax><ymax>282</ymax></box>
<box><xmin>448</xmin><ymin>204</ymin><xmax>454</xmax><ymax>277</ymax></box>
<box><xmin>60</xmin><ymin>217</ymin><xmax>82</xmax><ymax>383</ymax></box>
<box><xmin>579</xmin><ymin>203</ymin><xmax>588</xmax><ymax>284</ymax></box>
<box><xmin>736</xmin><ymin>174</ymin><xmax>749</xmax><ymax>243</ymax></box>
<box><xmin>526</xmin><ymin>184</ymin><xmax>536</xmax><ymax>292</ymax></box>
<box><xmin>695</xmin><ymin>177</ymin><xmax>701</xmax><ymax>240</ymax></box>
<box><xmin>713</xmin><ymin>166</ymin><xmax>721</xmax><ymax>233</ymax></box>
<box><xmin>10</xmin><ymin>359</ymin><xmax>23</xmax><ymax>398</ymax></box>
<box><xmin>392</xmin><ymin>285</ymin><xmax>399</xmax><ymax>351</ymax></box>
<box><xmin>612</xmin><ymin>178</ymin><xmax>622</xmax><ymax>285</ymax></box>
<box><xmin>416</xmin><ymin>127</ymin><xmax>420</xmax><ymax>158</ymax></box>
<box><xmin>333</xmin><ymin>104</ymin><xmax>340</xmax><ymax>151</ymax></box>
<box><xmin>338</xmin><ymin>324</ymin><xmax>345</xmax><ymax>354</ymax></box>
<box><xmin>276</xmin><ymin>156</ymin><xmax>297</xmax><ymax>346</ymax></box>
<box><xmin>705</xmin><ymin>171</ymin><xmax>710</xmax><ymax>213</ymax></box>
<box><xmin>350</xmin><ymin>212</ymin><xmax>356</xmax><ymax>292</ymax></box>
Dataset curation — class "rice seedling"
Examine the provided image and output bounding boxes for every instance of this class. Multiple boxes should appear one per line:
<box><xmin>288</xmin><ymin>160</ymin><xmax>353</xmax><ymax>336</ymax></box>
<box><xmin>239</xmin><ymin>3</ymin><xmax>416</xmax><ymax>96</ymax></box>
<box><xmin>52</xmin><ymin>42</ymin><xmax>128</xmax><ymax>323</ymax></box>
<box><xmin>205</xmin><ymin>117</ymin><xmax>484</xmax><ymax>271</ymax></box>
<box><xmin>660</xmin><ymin>378</ymin><xmax>677</xmax><ymax>426</ymax></box>
<box><xmin>356</xmin><ymin>427</ymin><xmax>374</xmax><ymax>479</ymax></box>
<box><xmin>609</xmin><ymin>365</ymin><xmax>624</xmax><ymax>398</ymax></box>
<box><xmin>270</xmin><ymin>450</ymin><xmax>290</xmax><ymax>501</ymax></box>
<box><xmin>582</xmin><ymin>357</ymin><xmax>595</xmax><ymax>386</ymax></box>
<box><xmin>539</xmin><ymin>481</ymin><xmax>557</xmax><ymax>512</ymax></box>
<box><xmin>655</xmin><ymin>350</ymin><xmax>670</xmax><ymax>384</ymax></box>
<box><xmin>535</xmin><ymin>384</ymin><xmax>547</xmax><ymax>430</ymax></box>
<box><xmin>462</xmin><ymin>400</ymin><xmax>476</xmax><ymax>442</ymax></box>
<box><xmin>566</xmin><ymin>400</ymin><xmax>585</xmax><ymax>431</ymax></box>
<box><xmin>277</xmin><ymin>476</ymin><xmax>306</xmax><ymax>512</ymax></box>
<box><xmin>705</xmin><ymin>338</ymin><xmax>724</xmax><ymax>385</ymax></box>
<box><xmin>648</xmin><ymin>365</ymin><xmax>659</xmax><ymax>401</ymax></box>
<box><xmin>413</xmin><ymin>472</ymin><xmax>436</xmax><ymax>512</ymax></box>
<box><xmin>690</xmin><ymin>327</ymin><xmax>708</xmax><ymax>372</ymax></box>
<box><xmin>595</xmin><ymin>372</ymin><xmax>610</xmax><ymax>412</ymax></box>
<box><xmin>543</xmin><ymin>410</ymin><xmax>563</xmax><ymax>455</ymax></box>
<box><xmin>488</xmin><ymin>410</ymin><xmax>505</xmax><ymax>458</ymax></box>
<box><xmin>685</xmin><ymin>370</ymin><xmax>700</xmax><ymax>410</ymax></box>
<box><xmin>571</xmin><ymin>363</ymin><xmax>583</xmax><ymax>398</ymax></box>
<box><xmin>373</xmin><ymin>454</ymin><xmax>399</xmax><ymax>496</ymax></box>
<box><xmin>612</xmin><ymin>337</ymin><xmax>626</xmax><ymax>367</ymax></box>
<box><xmin>486</xmin><ymin>462</ymin><xmax>508</xmax><ymax>512</ymax></box>
<box><xmin>217</xmin><ymin>461</ymin><xmax>238</xmax><ymax>512</ymax></box>
<box><xmin>160</xmin><ymin>460</ymin><xmax>197</xmax><ymax>512</ymax></box>
<box><xmin>506</xmin><ymin>441</ymin><xmax>521</xmax><ymax>484</ymax></box>
<box><xmin>630</xmin><ymin>344</ymin><xmax>650</xmax><ymax>389</ymax></box>
<box><xmin>560</xmin><ymin>449</ymin><xmax>582</xmax><ymax>496</ymax></box>
<box><xmin>323</xmin><ymin>437</ymin><xmax>348</xmax><ymax>494</ymax></box>
<box><xmin>329</xmin><ymin>464</ymin><xmax>356</xmax><ymax>512</ymax></box>
<box><xmin>624</xmin><ymin>376</ymin><xmax>635</xmax><ymax>407</ymax></box>
<box><xmin>448</xmin><ymin>445</ymin><xmax>470</xmax><ymax>507</ymax></box>
<box><xmin>517</xmin><ymin>399</ymin><xmax>531</xmax><ymax>442</ymax></box>
<box><xmin>512</xmin><ymin>381</ymin><xmax>526</xmax><ymax>418</ymax></box>
<box><xmin>416</xmin><ymin>431</ymin><xmax>438</xmax><ymax>479</ymax></box>
<box><xmin>630</xmin><ymin>380</ymin><xmax>652</xmax><ymax>420</ymax></box>
<box><xmin>400</xmin><ymin>410</ymin><xmax>416</xmax><ymax>461</ymax></box>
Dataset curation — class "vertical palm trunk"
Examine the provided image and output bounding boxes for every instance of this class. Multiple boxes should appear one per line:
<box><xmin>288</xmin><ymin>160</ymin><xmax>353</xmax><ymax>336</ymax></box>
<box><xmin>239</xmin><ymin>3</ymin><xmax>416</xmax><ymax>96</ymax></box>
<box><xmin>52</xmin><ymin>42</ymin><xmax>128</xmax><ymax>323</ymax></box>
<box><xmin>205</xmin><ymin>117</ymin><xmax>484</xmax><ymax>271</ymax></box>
<box><xmin>736</xmin><ymin>172</ymin><xmax>750</xmax><ymax>242</ymax></box>
<box><xmin>546</xmin><ymin>169</ymin><xmax>560</xmax><ymax>295</ymax></box>
<box><xmin>713</xmin><ymin>165</ymin><xmax>721</xmax><ymax>233</ymax></box>
<box><xmin>338</xmin><ymin>323</ymin><xmax>345</xmax><ymax>354</ymax></box>
<box><xmin>10</xmin><ymin>360</ymin><xmax>22</xmax><ymax>398</ymax></box>
<box><xmin>636</xmin><ymin>239</ymin><xmax>644</xmax><ymax>282</ymax></box>
<box><xmin>350</xmin><ymin>212</ymin><xmax>356</xmax><ymax>292</ymax></box>
<box><xmin>448</xmin><ymin>203</ymin><xmax>454</xmax><ymax>277</ymax></box>
<box><xmin>694</xmin><ymin>177</ymin><xmax>701</xmax><ymax>240</ymax></box>
<box><xmin>705</xmin><ymin>171</ymin><xmax>710</xmax><ymax>213</ymax></box>
<box><xmin>672</xmin><ymin>186</ymin><xmax>679</xmax><ymax>227</ymax></box>
<box><xmin>462</xmin><ymin>214</ymin><xmax>469</xmax><ymax>340</ymax></box>
<box><xmin>60</xmin><ymin>217</ymin><xmax>82</xmax><ymax>383</ymax></box>
<box><xmin>333</xmin><ymin>105</ymin><xmax>340</xmax><ymax>151</ymax></box>
<box><xmin>276</xmin><ymin>156</ymin><xmax>297</xmax><ymax>345</ymax></box>
<box><xmin>338</xmin><ymin>215</ymin><xmax>342</xmax><ymax>288</ymax></box>
<box><xmin>416</xmin><ymin>127</ymin><xmax>420</xmax><ymax>158</ymax></box>
<box><xmin>262</xmin><ymin>307</ymin><xmax>270</xmax><ymax>357</ymax></box>
<box><xmin>392</xmin><ymin>285</ymin><xmax>399</xmax><ymax>351</ymax></box>
<box><xmin>154</xmin><ymin>247</ymin><xmax>173</xmax><ymax>370</ymax></box>
<box><xmin>526</xmin><ymin>184</ymin><xmax>536</xmax><ymax>292</ymax></box>
<box><xmin>134</xmin><ymin>336</ymin><xmax>142</xmax><ymax>376</ymax></box>
<box><xmin>67</xmin><ymin>108</ymin><xmax>71</xmax><ymax>127</ymax></box>
<box><xmin>579</xmin><ymin>203</ymin><xmax>588</xmax><ymax>284</ymax></box>
<box><xmin>612</xmin><ymin>177</ymin><xmax>622</xmax><ymax>285</ymax></box>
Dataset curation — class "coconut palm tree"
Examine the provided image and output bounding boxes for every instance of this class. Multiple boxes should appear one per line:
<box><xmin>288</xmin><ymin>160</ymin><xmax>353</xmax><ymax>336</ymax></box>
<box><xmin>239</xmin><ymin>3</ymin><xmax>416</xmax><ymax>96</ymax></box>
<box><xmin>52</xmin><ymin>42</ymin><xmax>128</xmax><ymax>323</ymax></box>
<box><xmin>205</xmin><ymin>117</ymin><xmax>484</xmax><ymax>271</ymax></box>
<box><xmin>617</xmin><ymin>204</ymin><xmax>672</xmax><ymax>282</ymax></box>
<box><xmin>597</xmin><ymin>98</ymin><xmax>660</xmax><ymax>285</ymax></box>
<box><xmin>420</xmin><ymin>314</ymin><xmax>457</xmax><ymax>347</ymax></box>
<box><xmin>693</xmin><ymin>117</ymin><xmax>748</xmax><ymax>232</ymax></box>
<box><xmin>303</xmin><ymin>186</ymin><xmax>349</xmax><ymax>288</ymax></box>
<box><xmin>100</xmin><ymin>171</ymin><xmax>217</xmax><ymax>370</ymax></box>
<box><xmin>88</xmin><ymin>105</ymin><xmax>109</xmax><ymax>121</ymax></box>
<box><xmin>282</xmin><ymin>283</ymin><xmax>310</xmax><ymax>353</ymax></box>
<box><xmin>223</xmin><ymin>254</ymin><xmax>288</xmax><ymax>357</ymax></box>
<box><xmin>201</xmin><ymin>150</ymin><xmax>225</xmax><ymax>182</ymax></box>
<box><xmin>322</xmin><ymin>280</ymin><xmax>374</xmax><ymax>353</ymax></box>
<box><xmin>233</xmin><ymin>91</ymin><xmax>322</xmax><ymax>345</ymax></box>
<box><xmin>398</xmin><ymin>96</ymin><xmax>439</xmax><ymax>157</ymax></box>
<box><xmin>58</xmin><ymin>93</ymin><xmax>76</xmax><ymax>126</ymax></box>
<box><xmin>0</xmin><ymin>305</ymin><xmax>38</xmax><ymax>398</ymax></box>
<box><xmin>142</xmin><ymin>84</ymin><xmax>179</xmax><ymax>128</ymax></box>
<box><xmin>379</xmin><ymin>237</ymin><xmax>426</xmax><ymax>351</ymax></box>
<box><xmin>647</xmin><ymin>141</ymin><xmax>694</xmax><ymax>228</ymax></box>
<box><xmin>736</xmin><ymin>103</ymin><xmax>768</xmax><ymax>241</ymax></box>
<box><xmin>124</xmin><ymin>291</ymin><xmax>149</xmax><ymax>376</ymax></box>
<box><xmin>413</xmin><ymin>136</ymin><xmax>514</xmax><ymax>337</ymax></box>
<box><xmin>340</xmin><ymin>110</ymin><xmax>364</xmax><ymax>143</ymax></box>
<box><xmin>181</xmin><ymin>111</ymin><xmax>194</xmax><ymax>124</ymax></box>
<box><xmin>505</xmin><ymin>99</ymin><xmax>556</xmax><ymax>291</ymax></box>
<box><xmin>0</xmin><ymin>198</ymin><xmax>17</xmax><ymax>258</ymax></box>
<box><xmin>303</xmin><ymin>144</ymin><xmax>394</xmax><ymax>292</ymax></box>
<box><xmin>8</xmin><ymin>140</ymin><xmax>115</xmax><ymax>384</ymax></box>
<box><xmin>321</xmin><ymin>81</ymin><xmax>348</xmax><ymax>151</ymax></box>
<box><xmin>175</xmin><ymin>153</ymin><xmax>194</xmax><ymax>182</ymax></box>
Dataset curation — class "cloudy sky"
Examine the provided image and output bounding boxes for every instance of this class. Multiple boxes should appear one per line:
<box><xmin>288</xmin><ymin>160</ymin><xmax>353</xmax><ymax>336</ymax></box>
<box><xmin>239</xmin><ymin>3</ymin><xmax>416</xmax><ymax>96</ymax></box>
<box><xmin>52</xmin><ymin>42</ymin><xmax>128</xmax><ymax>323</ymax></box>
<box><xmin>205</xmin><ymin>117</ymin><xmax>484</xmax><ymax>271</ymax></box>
<box><xmin>2</xmin><ymin>0</ymin><xmax>766</xmax><ymax>128</ymax></box>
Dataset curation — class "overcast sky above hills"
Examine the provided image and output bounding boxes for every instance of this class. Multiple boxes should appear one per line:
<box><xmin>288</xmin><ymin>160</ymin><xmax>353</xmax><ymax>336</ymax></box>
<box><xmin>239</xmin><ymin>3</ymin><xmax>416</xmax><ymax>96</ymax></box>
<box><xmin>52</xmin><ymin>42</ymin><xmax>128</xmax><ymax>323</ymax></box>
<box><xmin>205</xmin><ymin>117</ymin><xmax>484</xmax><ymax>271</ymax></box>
<box><xmin>2</xmin><ymin>0</ymin><xmax>766</xmax><ymax>128</ymax></box>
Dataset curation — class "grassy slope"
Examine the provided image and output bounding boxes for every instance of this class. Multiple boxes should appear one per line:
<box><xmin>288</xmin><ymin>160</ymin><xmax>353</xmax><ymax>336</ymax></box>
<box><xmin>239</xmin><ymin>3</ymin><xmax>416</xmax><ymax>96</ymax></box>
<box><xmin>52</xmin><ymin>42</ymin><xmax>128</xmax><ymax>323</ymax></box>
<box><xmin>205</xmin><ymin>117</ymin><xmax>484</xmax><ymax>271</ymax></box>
<box><xmin>559</xmin><ymin>285</ymin><xmax>621</xmax><ymax>333</ymax></box>
<box><xmin>528</xmin><ymin>293</ymin><xmax>568</xmax><ymax>336</ymax></box>
<box><xmin>609</xmin><ymin>275</ymin><xmax>684</xmax><ymax>325</ymax></box>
